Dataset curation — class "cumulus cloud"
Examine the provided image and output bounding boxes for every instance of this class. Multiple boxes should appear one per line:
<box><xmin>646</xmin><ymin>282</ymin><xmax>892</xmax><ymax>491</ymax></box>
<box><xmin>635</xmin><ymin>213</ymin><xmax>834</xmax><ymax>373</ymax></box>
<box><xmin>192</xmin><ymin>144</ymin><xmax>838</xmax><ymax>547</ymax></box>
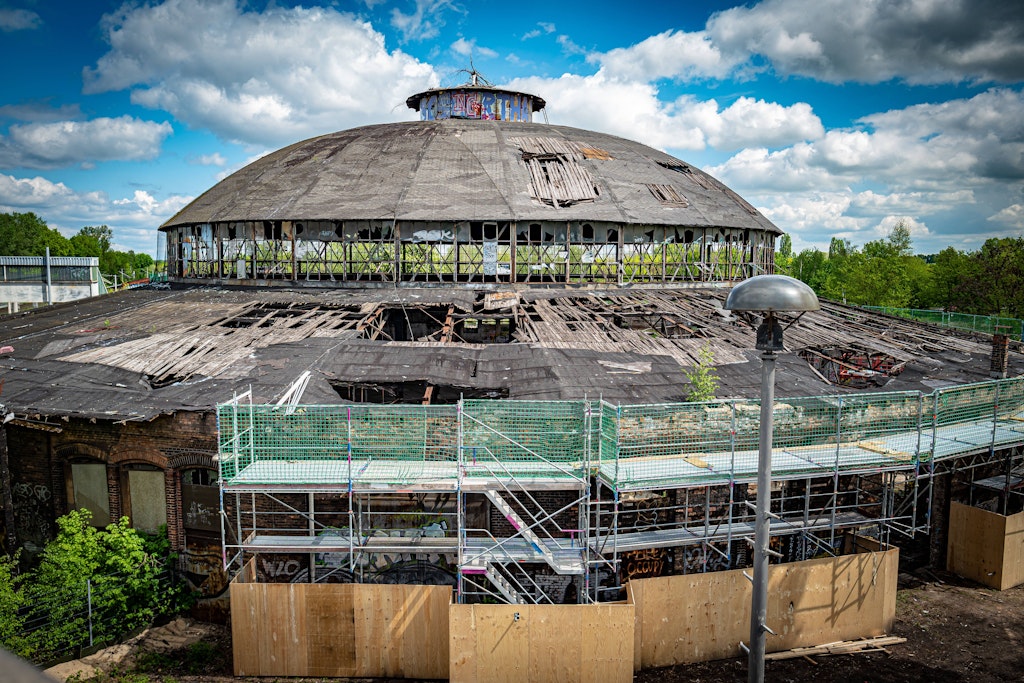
<box><xmin>988</xmin><ymin>204</ymin><xmax>1024</xmax><ymax>228</ymax></box>
<box><xmin>83</xmin><ymin>0</ymin><xmax>437</xmax><ymax>146</ymax></box>
<box><xmin>0</xmin><ymin>8</ymin><xmax>40</xmax><ymax>31</ymax></box>
<box><xmin>592</xmin><ymin>30</ymin><xmax>742</xmax><ymax>82</ymax></box>
<box><xmin>707</xmin><ymin>0</ymin><xmax>1024</xmax><ymax>84</ymax></box>
<box><xmin>587</xmin><ymin>0</ymin><xmax>1024</xmax><ymax>86</ymax></box>
<box><xmin>0</xmin><ymin>173</ymin><xmax>191</xmax><ymax>254</ymax></box>
<box><xmin>506</xmin><ymin>73</ymin><xmax>822</xmax><ymax>153</ymax></box>
<box><xmin>0</xmin><ymin>116</ymin><xmax>173</xmax><ymax>169</ymax></box>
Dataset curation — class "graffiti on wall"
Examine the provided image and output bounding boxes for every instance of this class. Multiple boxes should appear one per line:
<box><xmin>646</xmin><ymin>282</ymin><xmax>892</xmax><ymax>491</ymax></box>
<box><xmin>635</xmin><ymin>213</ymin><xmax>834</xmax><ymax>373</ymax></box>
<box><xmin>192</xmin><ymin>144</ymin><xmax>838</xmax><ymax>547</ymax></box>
<box><xmin>419</xmin><ymin>90</ymin><xmax>533</xmax><ymax>122</ymax></box>
<box><xmin>180</xmin><ymin>543</ymin><xmax>230</xmax><ymax>597</ymax></box>
<box><xmin>621</xmin><ymin>547</ymin><xmax>672</xmax><ymax>581</ymax></box>
<box><xmin>12</xmin><ymin>482</ymin><xmax>52</xmax><ymax>553</ymax></box>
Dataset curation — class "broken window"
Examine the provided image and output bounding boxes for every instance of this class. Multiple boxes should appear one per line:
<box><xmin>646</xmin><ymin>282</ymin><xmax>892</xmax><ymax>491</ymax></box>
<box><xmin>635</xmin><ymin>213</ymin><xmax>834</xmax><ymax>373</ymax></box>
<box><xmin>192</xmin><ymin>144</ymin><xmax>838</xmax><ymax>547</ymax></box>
<box><xmin>70</xmin><ymin>462</ymin><xmax>110</xmax><ymax>526</ymax></box>
<box><xmin>182</xmin><ymin>468</ymin><xmax>219</xmax><ymax>534</ymax></box>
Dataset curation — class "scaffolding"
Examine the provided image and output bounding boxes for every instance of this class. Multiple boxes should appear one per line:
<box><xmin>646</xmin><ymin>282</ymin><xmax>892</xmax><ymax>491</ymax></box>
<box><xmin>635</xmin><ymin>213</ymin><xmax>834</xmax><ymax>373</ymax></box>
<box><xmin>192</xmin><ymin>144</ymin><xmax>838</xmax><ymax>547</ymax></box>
<box><xmin>217</xmin><ymin>376</ymin><xmax>1024</xmax><ymax>603</ymax></box>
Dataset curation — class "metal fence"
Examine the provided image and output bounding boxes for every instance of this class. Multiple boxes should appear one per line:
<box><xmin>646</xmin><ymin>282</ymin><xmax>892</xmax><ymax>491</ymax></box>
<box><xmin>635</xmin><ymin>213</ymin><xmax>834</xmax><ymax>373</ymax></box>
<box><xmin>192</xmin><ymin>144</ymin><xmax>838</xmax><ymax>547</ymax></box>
<box><xmin>863</xmin><ymin>306</ymin><xmax>1024</xmax><ymax>341</ymax></box>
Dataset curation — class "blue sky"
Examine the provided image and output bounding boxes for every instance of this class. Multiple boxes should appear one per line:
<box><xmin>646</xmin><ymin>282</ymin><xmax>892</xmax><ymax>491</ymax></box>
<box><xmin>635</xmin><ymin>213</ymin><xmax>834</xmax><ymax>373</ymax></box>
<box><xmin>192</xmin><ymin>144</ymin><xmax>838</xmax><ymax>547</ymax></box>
<box><xmin>1</xmin><ymin>0</ymin><xmax>1022</xmax><ymax>258</ymax></box>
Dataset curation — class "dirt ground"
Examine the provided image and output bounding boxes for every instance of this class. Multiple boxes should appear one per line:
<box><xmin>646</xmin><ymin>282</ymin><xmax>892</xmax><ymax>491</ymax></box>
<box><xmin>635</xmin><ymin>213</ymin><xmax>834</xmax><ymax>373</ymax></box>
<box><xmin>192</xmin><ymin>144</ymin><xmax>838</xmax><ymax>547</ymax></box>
<box><xmin>53</xmin><ymin>569</ymin><xmax>1024</xmax><ymax>683</ymax></box>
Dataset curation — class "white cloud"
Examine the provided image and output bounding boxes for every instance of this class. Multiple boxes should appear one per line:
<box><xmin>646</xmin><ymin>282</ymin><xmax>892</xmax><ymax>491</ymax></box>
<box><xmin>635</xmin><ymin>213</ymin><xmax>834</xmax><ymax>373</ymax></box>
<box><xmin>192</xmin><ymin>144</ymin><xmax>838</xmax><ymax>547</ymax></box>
<box><xmin>451</xmin><ymin>37</ymin><xmax>497</xmax><ymax>59</ymax></box>
<box><xmin>522</xmin><ymin>22</ymin><xmax>555</xmax><ymax>41</ymax></box>
<box><xmin>988</xmin><ymin>204</ymin><xmax>1024</xmax><ymax>228</ymax></box>
<box><xmin>871</xmin><ymin>215</ymin><xmax>931</xmax><ymax>240</ymax></box>
<box><xmin>706</xmin><ymin>0</ymin><xmax>1024</xmax><ymax>84</ymax></box>
<box><xmin>557</xmin><ymin>35</ymin><xmax>587</xmax><ymax>56</ymax></box>
<box><xmin>192</xmin><ymin>153</ymin><xmax>226</xmax><ymax>167</ymax></box>
<box><xmin>0</xmin><ymin>116</ymin><xmax>173</xmax><ymax>169</ymax></box>
<box><xmin>390</xmin><ymin>0</ymin><xmax>459</xmax><ymax>42</ymax></box>
<box><xmin>83</xmin><ymin>0</ymin><xmax>438</xmax><ymax>146</ymax></box>
<box><xmin>591</xmin><ymin>30</ymin><xmax>742</xmax><ymax>82</ymax></box>
<box><xmin>0</xmin><ymin>8</ymin><xmax>40</xmax><ymax>32</ymax></box>
<box><xmin>585</xmin><ymin>1</ymin><xmax>1024</xmax><ymax>86</ymax></box>
<box><xmin>0</xmin><ymin>173</ymin><xmax>191</xmax><ymax>254</ymax></box>
<box><xmin>506</xmin><ymin>73</ymin><xmax>822</xmax><ymax>153</ymax></box>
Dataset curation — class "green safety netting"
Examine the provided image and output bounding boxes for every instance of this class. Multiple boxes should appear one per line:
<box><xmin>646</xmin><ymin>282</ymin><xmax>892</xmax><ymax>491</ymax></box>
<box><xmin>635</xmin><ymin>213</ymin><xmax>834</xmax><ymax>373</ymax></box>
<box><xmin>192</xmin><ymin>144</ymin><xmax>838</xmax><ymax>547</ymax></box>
<box><xmin>217</xmin><ymin>376</ymin><xmax>1024</xmax><ymax>490</ymax></box>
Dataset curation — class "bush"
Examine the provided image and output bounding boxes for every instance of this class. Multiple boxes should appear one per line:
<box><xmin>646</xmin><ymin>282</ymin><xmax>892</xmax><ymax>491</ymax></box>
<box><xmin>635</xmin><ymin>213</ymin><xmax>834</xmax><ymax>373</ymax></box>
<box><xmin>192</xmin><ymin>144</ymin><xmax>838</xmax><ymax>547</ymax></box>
<box><xmin>11</xmin><ymin>510</ymin><xmax>193</xmax><ymax>663</ymax></box>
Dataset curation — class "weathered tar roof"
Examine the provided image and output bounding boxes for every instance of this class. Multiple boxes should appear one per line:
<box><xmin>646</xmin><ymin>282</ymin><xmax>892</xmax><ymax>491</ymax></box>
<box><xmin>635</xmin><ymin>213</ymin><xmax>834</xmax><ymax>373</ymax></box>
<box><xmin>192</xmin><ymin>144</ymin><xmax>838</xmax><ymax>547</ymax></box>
<box><xmin>161</xmin><ymin>120</ymin><xmax>781</xmax><ymax>233</ymax></box>
<box><xmin>0</xmin><ymin>287</ymin><xmax>1018</xmax><ymax>422</ymax></box>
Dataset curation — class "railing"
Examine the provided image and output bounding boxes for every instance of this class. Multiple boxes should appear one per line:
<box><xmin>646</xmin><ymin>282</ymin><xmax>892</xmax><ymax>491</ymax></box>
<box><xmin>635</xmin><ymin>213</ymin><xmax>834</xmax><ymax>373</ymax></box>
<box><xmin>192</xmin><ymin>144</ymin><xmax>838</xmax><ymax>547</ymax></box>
<box><xmin>863</xmin><ymin>306</ymin><xmax>1024</xmax><ymax>342</ymax></box>
<box><xmin>217</xmin><ymin>376</ymin><xmax>1024</xmax><ymax>490</ymax></box>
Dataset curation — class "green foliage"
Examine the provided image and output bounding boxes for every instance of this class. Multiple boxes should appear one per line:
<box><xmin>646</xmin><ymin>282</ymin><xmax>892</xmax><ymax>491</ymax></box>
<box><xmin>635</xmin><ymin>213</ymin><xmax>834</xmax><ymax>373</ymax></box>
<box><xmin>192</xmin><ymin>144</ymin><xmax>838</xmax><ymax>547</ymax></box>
<box><xmin>0</xmin><ymin>213</ymin><xmax>156</xmax><ymax>281</ymax></box>
<box><xmin>684</xmin><ymin>343</ymin><xmax>719</xmax><ymax>402</ymax></box>
<box><xmin>11</xmin><ymin>511</ymin><xmax>192</xmax><ymax>664</ymax></box>
<box><xmin>0</xmin><ymin>551</ymin><xmax>28</xmax><ymax>656</ymax></box>
<box><xmin>0</xmin><ymin>212</ymin><xmax>71</xmax><ymax>256</ymax></box>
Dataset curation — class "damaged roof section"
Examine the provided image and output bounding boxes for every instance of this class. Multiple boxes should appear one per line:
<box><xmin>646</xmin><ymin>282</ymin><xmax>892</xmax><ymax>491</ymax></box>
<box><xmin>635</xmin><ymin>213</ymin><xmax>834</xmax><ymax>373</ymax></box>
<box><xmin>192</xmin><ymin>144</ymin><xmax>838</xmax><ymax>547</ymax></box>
<box><xmin>508</xmin><ymin>136</ymin><xmax>602</xmax><ymax>207</ymax></box>
<box><xmin>0</xmin><ymin>287</ymin><xmax>1019</xmax><ymax>422</ymax></box>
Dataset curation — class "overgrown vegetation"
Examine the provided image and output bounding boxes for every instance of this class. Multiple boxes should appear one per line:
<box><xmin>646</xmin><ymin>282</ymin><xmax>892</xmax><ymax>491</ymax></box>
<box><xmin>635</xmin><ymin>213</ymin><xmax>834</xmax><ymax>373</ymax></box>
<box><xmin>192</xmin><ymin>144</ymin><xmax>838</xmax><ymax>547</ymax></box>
<box><xmin>0</xmin><ymin>510</ymin><xmax>192</xmax><ymax>664</ymax></box>
<box><xmin>0</xmin><ymin>212</ymin><xmax>154</xmax><ymax>281</ymax></box>
<box><xmin>684</xmin><ymin>342</ymin><xmax>719</xmax><ymax>402</ymax></box>
<box><xmin>776</xmin><ymin>221</ymin><xmax>1024</xmax><ymax>318</ymax></box>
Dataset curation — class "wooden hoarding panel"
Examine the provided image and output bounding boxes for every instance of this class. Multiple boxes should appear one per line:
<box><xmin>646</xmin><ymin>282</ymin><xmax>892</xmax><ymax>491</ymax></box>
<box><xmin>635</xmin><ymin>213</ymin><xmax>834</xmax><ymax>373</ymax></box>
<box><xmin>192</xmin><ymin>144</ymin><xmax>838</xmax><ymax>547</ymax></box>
<box><xmin>1001</xmin><ymin>511</ymin><xmax>1024</xmax><ymax>590</ymax></box>
<box><xmin>631</xmin><ymin>549</ymin><xmax>898</xmax><ymax>668</ymax></box>
<box><xmin>947</xmin><ymin>501</ymin><xmax>1006</xmax><ymax>589</ymax></box>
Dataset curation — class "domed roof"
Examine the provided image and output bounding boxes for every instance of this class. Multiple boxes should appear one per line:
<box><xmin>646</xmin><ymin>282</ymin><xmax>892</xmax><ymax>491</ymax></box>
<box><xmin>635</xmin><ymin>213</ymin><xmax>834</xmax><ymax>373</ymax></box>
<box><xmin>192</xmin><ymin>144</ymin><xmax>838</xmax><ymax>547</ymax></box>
<box><xmin>161</xmin><ymin>119</ymin><xmax>780</xmax><ymax>235</ymax></box>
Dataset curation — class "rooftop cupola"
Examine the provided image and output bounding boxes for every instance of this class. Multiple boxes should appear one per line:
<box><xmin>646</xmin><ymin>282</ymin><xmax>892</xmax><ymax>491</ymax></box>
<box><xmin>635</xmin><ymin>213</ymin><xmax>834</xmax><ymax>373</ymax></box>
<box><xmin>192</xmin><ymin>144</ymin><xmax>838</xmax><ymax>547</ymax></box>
<box><xmin>405</xmin><ymin>69</ymin><xmax>546</xmax><ymax>122</ymax></box>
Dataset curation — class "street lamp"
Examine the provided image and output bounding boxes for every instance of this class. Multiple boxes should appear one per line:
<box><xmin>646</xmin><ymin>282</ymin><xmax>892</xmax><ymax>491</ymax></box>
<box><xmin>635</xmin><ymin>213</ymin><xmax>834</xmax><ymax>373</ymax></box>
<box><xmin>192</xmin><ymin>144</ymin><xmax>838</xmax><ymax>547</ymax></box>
<box><xmin>724</xmin><ymin>274</ymin><xmax>820</xmax><ymax>683</ymax></box>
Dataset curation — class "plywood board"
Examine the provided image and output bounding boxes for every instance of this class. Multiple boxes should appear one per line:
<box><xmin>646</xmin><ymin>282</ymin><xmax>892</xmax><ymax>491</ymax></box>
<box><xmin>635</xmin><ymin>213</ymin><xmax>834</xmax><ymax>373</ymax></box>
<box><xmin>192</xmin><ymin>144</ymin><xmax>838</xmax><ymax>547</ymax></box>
<box><xmin>1001</xmin><ymin>511</ymin><xmax>1024</xmax><ymax>590</ymax></box>
<box><xmin>448</xmin><ymin>603</ymin><xmax>634</xmax><ymax>683</ymax></box>
<box><xmin>306</xmin><ymin>585</ymin><xmax>356</xmax><ymax>677</ymax></box>
<box><xmin>579</xmin><ymin>604</ymin><xmax>634</xmax><ymax>682</ymax></box>
<box><xmin>631</xmin><ymin>549</ymin><xmax>898</xmax><ymax>668</ymax></box>
<box><xmin>229</xmin><ymin>582</ymin><xmax>261</xmax><ymax>676</ymax></box>
<box><xmin>528</xmin><ymin>607</ymin><xmax>580</xmax><ymax>683</ymax></box>
<box><xmin>947</xmin><ymin>501</ymin><xmax>1006</xmax><ymax>589</ymax></box>
<box><xmin>230</xmin><ymin>582</ymin><xmax>450</xmax><ymax>678</ymax></box>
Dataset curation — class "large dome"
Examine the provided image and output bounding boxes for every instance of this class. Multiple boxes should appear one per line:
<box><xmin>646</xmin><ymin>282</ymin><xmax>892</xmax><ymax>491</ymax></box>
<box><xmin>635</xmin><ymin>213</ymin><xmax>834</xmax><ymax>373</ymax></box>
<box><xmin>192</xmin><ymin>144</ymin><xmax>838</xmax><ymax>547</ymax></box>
<box><xmin>161</xmin><ymin>87</ymin><xmax>780</xmax><ymax>287</ymax></box>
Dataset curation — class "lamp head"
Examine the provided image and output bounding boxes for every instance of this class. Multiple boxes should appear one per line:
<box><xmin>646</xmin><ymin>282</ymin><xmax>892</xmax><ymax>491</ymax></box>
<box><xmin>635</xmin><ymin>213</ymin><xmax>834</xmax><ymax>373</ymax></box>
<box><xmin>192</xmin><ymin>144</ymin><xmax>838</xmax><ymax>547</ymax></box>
<box><xmin>723</xmin><ymin>274</ymin><xmax>820</xmax><ymax>313</ymax></box>
<box><xmin>724</xmin><ymin>275</ymin><xmax>820</xmax><ymax>352</ymax></box>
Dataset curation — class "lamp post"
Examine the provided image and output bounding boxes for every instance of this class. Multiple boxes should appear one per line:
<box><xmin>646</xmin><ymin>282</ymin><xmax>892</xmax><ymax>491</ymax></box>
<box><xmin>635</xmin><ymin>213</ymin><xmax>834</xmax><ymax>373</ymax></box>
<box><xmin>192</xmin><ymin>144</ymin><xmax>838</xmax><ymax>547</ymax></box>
<box><xmin>724</xmin><ymin>274</ymin><xmax>819</xmax><ymax>683</ymax></box>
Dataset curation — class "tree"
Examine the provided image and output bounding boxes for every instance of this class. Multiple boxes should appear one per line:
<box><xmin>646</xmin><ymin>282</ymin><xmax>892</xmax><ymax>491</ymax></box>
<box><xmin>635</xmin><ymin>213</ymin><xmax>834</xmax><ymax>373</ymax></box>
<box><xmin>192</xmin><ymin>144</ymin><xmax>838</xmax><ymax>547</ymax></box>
<box><xmin>78</xmin><ymin>226</ymin><xmax>113</xmax><ymax>254</ymax></box>
<box><xmin>684</xmin><ymin>343</ymin><xmax>719</xmax><ymax>402</ymax></box>
<box><xmin>0</xmin><ymin>212</ymin><xmax>71</xmax><ymax>256</ymax></box>
<box><xmin>775</xmin><ymin>234</ymin><xmax>793</xmax><ymax>275</ymax></box>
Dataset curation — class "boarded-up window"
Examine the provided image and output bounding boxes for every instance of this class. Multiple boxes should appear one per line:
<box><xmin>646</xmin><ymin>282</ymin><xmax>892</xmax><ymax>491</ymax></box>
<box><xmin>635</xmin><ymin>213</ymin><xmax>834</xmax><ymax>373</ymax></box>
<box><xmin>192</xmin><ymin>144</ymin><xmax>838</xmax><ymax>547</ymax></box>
<box><xmin>127</xmin><ymin>468</ymin><xmax>166</xmax><ymax>533</ymax></box>
<box><xmin>71</xmin><ymin>462</ymin><xmax>110</xmax><ymax>526</ymax></box>
<box><xmin>509</xmin><ymin>136</ymin><xmax>600</xmax><ymax>207</ymax></box>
